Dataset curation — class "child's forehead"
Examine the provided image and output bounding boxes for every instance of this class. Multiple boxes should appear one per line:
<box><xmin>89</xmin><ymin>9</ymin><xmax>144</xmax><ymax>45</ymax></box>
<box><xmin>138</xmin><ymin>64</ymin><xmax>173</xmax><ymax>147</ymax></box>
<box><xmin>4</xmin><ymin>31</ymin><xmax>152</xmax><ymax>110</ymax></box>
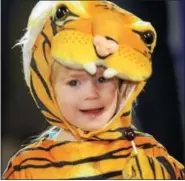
<box><xmin>67</xmin><ymin>67</ymin><xmax>105</xmax><ymax>77</ymax></box>
<box><xmin>54</xmin><ymin>62</ymin><xmax>105</xmax><ymax>78</ymax></box>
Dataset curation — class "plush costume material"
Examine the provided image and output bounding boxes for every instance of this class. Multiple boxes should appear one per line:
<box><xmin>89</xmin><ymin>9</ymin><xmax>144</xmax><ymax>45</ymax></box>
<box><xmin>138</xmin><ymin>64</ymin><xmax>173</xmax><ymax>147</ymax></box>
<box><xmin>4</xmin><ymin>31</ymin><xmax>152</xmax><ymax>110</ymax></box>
<box><xmin>3</xmin><ymin>1</ymin><xmax>185</xmax><ymax>179</ymax></box>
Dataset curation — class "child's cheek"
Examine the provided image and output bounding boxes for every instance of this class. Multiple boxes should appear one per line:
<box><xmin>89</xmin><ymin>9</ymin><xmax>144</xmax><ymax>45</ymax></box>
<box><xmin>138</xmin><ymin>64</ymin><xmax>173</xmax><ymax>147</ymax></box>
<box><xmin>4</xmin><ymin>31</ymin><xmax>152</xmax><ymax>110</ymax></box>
<box><xmin>56</xmin><ymin>85</ymin><xmax>75</xmax><ymax>105</ymax></box>
<box><xmin>100</xmin><ymin>82</ymin><xmax>118</xmax><ymax>102</ymax></box>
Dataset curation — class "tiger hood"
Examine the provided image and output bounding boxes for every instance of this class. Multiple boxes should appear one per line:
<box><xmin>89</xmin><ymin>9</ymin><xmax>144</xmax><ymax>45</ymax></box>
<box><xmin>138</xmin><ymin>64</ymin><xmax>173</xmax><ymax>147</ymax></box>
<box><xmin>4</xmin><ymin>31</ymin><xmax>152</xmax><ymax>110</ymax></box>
<box><xmin>20</xmin><ymin>1</ymin><xmax>157</xmax><ymax>140</ymax></box>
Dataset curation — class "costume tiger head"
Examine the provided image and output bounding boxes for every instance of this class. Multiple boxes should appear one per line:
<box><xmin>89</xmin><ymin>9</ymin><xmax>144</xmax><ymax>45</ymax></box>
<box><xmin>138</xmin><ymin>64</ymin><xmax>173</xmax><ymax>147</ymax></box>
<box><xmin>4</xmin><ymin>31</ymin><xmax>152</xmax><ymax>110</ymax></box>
<box><xmin>20</xmin><ymin>1</ymin><xmax>157</xmax><ymax>140</ymax></box>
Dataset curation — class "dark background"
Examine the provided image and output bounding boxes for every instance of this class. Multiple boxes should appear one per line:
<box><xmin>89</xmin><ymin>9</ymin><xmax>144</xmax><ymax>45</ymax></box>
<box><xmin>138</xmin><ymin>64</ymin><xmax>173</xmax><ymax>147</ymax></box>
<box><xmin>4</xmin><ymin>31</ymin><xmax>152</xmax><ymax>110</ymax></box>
<box><xmin>1</xmin><ymin>0</ymin><xmax>185</xmax><ymax>173</ymax></box>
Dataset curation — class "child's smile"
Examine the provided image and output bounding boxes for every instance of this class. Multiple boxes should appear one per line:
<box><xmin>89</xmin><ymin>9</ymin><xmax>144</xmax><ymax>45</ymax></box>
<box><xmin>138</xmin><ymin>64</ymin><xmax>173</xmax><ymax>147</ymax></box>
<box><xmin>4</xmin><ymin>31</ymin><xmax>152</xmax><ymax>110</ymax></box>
<box><xmin>79</xmin><ymin>107</ymin><xmax>105</xmax><ymax>119</ymax></box>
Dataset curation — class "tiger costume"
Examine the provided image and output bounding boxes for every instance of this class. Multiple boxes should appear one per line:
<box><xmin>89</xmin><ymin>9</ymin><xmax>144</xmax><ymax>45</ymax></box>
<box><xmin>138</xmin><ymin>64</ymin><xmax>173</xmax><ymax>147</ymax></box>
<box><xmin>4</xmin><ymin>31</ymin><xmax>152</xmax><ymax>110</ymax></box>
<box><xmin>3</xmin><ymin>1</ymin><xmax>185</xmax><ymax>179</ymax></box>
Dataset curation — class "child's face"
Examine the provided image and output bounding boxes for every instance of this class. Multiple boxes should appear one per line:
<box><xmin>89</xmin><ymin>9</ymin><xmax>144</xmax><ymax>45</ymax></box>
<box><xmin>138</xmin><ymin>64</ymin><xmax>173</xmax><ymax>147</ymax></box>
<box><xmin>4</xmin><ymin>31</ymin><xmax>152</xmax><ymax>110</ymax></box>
<box><xmin>51</xmin><ymin>62</ymin><xmax>118</xmax><ymax>131</ymax></box>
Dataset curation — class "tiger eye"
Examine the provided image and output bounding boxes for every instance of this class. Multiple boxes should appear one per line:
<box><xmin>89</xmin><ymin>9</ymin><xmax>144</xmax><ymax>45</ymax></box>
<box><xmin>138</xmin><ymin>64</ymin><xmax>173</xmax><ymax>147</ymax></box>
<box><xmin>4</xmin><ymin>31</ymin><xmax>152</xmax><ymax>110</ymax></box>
<box><xmin>141</xmin><ymin>31</ymin><xmax>154</xmax><ymax>44</ymax></box>
<box><xmin>56</xmin><ymin>5</ymin><xmax>69</xmax><ymax>20</ymax></box>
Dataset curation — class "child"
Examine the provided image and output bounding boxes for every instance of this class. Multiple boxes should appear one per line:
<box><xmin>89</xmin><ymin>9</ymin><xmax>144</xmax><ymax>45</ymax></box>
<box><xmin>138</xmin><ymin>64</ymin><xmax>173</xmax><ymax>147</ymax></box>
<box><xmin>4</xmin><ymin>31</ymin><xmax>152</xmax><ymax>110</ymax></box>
<box><xmin>3</xmin><ymin>1</ymin><xmax>185</xmax><ymax>179</ymax></box>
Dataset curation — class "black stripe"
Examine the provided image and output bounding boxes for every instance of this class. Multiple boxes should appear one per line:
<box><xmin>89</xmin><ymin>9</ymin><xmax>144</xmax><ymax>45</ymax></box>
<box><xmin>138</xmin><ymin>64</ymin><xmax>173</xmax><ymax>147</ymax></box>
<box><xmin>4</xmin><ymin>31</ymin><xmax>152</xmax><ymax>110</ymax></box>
<box><xmin>103</xmin><ymin>7</ymin><xmax>110</xmax><ymax>10</ymax></box>
<box><xmin>147</xmin><ymin>156</ymin><xmax>156</xmax><ymax>179</ymax></box>
<box><xmin>105</xmin><ymin>36</ymin><xmax>118</xmax><ymax>44</ymax></box>
<box><xmin>135</xmin><ymin>132</ymin><xmax>154</xmax><ymax>138</ymax></box>
<box><xmin>68</xmin><ymin>170</ymin><xmax>122</xmax><ymax>180</ymax></box>
<box><xmin>2</xmin><ymin>162</ymin><xmax>13</xmax><ymax>179</ymax></box>
<box><xmin>172</xmin><ymin>162</ymin><xmax>180</xmax><ymax>179</ymax></box>
<box><xmin>17</xmin><ymin>141</ymin><xmax>70</xmax><ymax>156</ymax></box>
<box><xmin>180</xmin><ymin>168</ymin><xmax>185</xmax><ymax>179</ymax></box>
<box><xmin>156</xmin><ymin>156</ymin><xmax>176</xmax><ymax>179</ymax></box>
<box><xmin>133</xmin><ymin>47</ymin><xmax>149</xmax><ymax>58</ymax></box>
<box><xmin>135</xmin><ymin>155</ymin><xmax>143</xmax><ymax>179</ymax></box>
<box><xmin>7</xmin><ymin>162</ymin><xmax>12</xmax><ymax>170</ymax></box>
<box><xmin>41</xmin><ymin>31</ymin><xmax>51</xmax><ymax>48</ymax></box>
<box><xmin>121</xmin><ymin>111</ymin><xmax>130</xmax><ymax>117</ymax></box>
<box><xmin>147</xmin><ymin>45</ymin><xmax>152</xmax><ymax>51</ymax></box>
<box><xmin>31</xmin><ymin>56</ymin><xmax>52</xmax><ymax>100</ymax></box>
<box><xmin>132</xmin><ymin>165</ymin><xmax>136</xmax><ymax>173</ymax></box>
<box><xmin>172</xmin><ymin>162</ymin><xmax>184</xmax><ymax>179</ymax></box>
<box><xmin>50</xmin><ymin>17</ymin><xmax>57</xmax><ymax>36</ymax></box>
<box><xmin>14</xmin><ymin>157</ymin><xmax>53</xmax><ymax>169</ymax></box>
<box><xmin>130</xmin><ymin>165</ymin><xmax>137</xmax><ymax>178</ymax></box>
<box><xmin>30</xmin><ymin>74</ymin><xmax>60</xmax><ymax>120</ymax></box>
<box><xmin>68</xmin><ymin>12</ymin><xmax>79</xmax><ymax>18</ymax></box>
<box><xmin>13</xmin><ymin>152</ymin><xmax>131</xmax><ymax>171</ymax></box>
<box><xmin>45</xmin><ymin>117</ymin><xmax>61</xmax><ymax>124</ymax></box>
<box><xmin>14</xmin><ymin>141</ymin><xmax>70</xmax><ymax>162</ymax></box>
<box><xmin>95</xmin><ymin>4</ymin><xmax>107</xmax><ymax>8</ymax></box>
<box><xmin>173</xmin><ymin>162</ymin><xmax>177</xmax><ymax>170</ymax></box>
<box><xmin>41</xmin><ymin>31</ymin><xmax>51</xmax><ymax>64</ymax></box>
<box><xmin>3</xmin><ymin>170</ymin><xmax>14</xmax><ymax>180</ymax></box>
<box><xmin>160</xmin><ymin>164</ymin><xmax>166</xmax><ymax>179</ymax></box>
<box><xmin>63</xmin><ymin>19</ymin><xmax>75</xmax><ymax>26</ymax></box>
<box><xmin>139</xmin><ymin>142</ymin><xmax>167</xmax><ymax>152</ymax></box>
<box><xmin>139</xmin><ymin>143</ymin><xmax>156</xmax><ymax>149</ymax></box>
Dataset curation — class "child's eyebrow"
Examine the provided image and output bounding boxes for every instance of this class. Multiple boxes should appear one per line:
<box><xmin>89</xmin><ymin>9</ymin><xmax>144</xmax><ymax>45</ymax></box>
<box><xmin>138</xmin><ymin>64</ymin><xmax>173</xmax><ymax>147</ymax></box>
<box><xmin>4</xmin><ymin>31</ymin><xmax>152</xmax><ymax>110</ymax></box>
<box><xmin>65</xmin><ymin>72</ymin><xmax>87</xmax><ymax>79</ymax></box>
<box><xmin>62</xmin><ymin>68</ymin><xmax>105</xmax><ymax>80</ymax></box>
<box><xmin>68</xmin><ymin>69</ymin><xmax>105</xmax><ymax>78</ymax></box>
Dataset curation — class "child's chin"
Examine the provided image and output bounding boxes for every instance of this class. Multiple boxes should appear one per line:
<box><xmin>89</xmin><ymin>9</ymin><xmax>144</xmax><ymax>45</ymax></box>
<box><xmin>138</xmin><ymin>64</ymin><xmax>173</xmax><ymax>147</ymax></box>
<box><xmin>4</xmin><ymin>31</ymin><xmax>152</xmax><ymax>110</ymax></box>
<box><xmin>78</xmin><ymin>118</ymin><xmax>108</xmax><ymax>131</ymax></box>
<box><xmin>80</xmin><ymin>125</ymin><xmax>105</xmax><ymax>132</ymax></box>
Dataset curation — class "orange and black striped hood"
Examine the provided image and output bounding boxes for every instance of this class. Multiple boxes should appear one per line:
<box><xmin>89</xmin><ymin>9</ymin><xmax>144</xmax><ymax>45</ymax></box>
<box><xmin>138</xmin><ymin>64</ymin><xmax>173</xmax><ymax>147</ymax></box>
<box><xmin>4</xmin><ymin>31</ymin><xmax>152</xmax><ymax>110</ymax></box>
<box><xmin>20</xmin><ymin>1</ymin><xmax>157</xmax><ymax>140</ymax></box>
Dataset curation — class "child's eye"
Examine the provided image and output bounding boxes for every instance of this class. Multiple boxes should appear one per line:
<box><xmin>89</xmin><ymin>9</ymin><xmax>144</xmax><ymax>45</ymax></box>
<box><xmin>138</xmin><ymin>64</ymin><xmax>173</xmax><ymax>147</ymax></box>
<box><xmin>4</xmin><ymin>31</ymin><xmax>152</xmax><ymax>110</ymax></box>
<box><xmin>97</xmin><ymin>76</ymin><xmax>108</xmax><ymax>83</ymax></box>
<box><xmin>67</xmin><ymin>80</ymin><xmax>80</xmax><ymax>87</ymax></box>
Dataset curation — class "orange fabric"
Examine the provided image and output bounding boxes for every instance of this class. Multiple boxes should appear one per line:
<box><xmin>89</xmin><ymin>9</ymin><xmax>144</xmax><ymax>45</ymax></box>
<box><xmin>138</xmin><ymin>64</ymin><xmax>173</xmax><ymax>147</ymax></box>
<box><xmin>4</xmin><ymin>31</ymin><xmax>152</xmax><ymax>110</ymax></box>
<box><xmin>3</xmin><ymin>135</ymin><xmax>184</xmax><ymax>179</ymax></box>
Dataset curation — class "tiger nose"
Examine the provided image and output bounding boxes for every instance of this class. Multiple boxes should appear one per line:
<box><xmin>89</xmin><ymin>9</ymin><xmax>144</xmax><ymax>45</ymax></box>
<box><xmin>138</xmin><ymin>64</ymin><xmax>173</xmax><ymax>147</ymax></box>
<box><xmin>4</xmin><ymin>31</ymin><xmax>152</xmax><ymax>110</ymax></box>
<box><xmin>93</xmin><ymin>35</ymin><xmax>119</xmax><ymax>59</ymax></box>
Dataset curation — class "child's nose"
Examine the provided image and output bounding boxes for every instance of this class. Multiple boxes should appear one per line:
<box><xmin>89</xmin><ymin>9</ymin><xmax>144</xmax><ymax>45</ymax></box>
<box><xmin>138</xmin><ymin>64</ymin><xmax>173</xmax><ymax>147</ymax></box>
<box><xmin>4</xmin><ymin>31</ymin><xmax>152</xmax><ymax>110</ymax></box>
<box><xmin>85</xmin><ymin>82</ymin><xmax>99</xmax><ymax>100</ymax></box>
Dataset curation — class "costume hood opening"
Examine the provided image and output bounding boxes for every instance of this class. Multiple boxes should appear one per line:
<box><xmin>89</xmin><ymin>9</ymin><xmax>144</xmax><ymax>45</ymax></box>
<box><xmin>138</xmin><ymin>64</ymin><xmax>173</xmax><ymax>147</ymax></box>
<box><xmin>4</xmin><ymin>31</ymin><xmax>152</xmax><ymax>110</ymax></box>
<box><xmin>20</xmin><ymin>1</ymin><xmax>157</xmax><ymax>140</ymax></box>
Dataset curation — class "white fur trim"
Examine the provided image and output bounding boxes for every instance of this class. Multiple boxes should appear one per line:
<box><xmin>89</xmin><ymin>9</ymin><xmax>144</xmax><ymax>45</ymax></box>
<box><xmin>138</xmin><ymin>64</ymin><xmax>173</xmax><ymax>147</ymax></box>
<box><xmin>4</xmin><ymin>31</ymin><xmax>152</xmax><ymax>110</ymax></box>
<box><xmin>103</xmin><ymin>68</ymin><xmax>118</xmax><ymax>78</ymax></box>
<box><xmin>83</xmin><ymin>62</ymin><xmax>97</xmax><ymax>75</ymax></box>
<box><xmin>17</xmin><ymin>1</ymin><xmax>59</xmax><ymax>87</ymax></box>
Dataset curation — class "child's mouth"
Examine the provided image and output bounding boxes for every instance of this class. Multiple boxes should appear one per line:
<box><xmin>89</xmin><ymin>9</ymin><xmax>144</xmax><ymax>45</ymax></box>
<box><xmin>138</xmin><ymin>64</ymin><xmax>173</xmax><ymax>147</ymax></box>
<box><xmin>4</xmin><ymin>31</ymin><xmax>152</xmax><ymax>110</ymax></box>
<box><xmin>80</xmin><ymin>107</ymin><xmax>104</xmax><ymax>116</ymax></box>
